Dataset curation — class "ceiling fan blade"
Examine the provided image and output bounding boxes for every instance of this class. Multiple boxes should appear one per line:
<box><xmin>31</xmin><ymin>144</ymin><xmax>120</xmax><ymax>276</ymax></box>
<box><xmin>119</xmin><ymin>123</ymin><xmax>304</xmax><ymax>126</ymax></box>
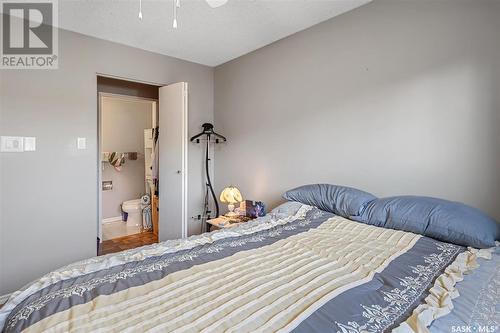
<box><xmin>206</xmin><ymin>0</ymin><xmax>228</xmax><ymax>8</ymax></box>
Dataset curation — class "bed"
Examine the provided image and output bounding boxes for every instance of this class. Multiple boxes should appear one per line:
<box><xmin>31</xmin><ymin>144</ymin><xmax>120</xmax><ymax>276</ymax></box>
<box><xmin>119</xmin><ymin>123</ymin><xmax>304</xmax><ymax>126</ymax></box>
<box><xmin>0</xmin><ymin>185</ymin><xmax>498</xmax><ymax>333</ymax></box>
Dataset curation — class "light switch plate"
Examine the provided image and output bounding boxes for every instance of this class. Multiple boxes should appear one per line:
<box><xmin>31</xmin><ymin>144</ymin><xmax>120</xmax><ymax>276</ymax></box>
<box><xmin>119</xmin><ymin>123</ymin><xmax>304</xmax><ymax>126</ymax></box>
<box><xmin>24</xmin><ymin>137</ymin><xmax>36</xmax><ymax>151</ymax></box>
<box><xmin>1</xmin><ymin>136</ymin><xmax>24</xmax><ymax>152</ymax></box>
<box><xmin>77</xmin><ymin>137</ymin><xmax>86</xmax><ymax>150</ymax></box>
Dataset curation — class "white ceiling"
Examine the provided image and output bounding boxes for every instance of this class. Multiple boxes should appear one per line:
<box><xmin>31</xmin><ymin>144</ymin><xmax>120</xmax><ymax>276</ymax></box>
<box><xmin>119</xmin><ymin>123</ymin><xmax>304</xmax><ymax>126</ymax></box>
<box><xmin>59</xmin><ymin>0</ymin><xmax>371</xmax><ymax>67</ymax></box>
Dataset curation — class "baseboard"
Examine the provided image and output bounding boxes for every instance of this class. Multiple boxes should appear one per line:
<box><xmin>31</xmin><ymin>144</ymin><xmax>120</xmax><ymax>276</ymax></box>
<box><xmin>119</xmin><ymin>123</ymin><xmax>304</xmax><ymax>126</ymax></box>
<box><xmin>0</xmin><ymin>293</ymin><xmax>12</xmax><ymax>305</ymax></box>
<box><xmin>102</xmin><ymin>216</ymin><xmax>123</xmax><ymax>224</ymax></box>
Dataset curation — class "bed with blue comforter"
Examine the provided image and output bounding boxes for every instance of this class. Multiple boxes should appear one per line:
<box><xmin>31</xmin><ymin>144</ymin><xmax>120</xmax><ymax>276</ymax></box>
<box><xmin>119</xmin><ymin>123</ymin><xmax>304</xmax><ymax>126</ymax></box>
<box><xmin>0</xmin><ymin>184</ymin><xmax>498</xmax><ymax>333</ymax></box>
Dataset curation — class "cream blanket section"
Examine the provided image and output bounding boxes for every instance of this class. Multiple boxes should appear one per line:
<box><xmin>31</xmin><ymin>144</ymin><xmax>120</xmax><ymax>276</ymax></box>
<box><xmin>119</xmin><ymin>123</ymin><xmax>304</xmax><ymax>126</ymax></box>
<box><xmin>26</xmin><ymin>216</ymin><xmax>420</xmax><ymax>333</ymax></box>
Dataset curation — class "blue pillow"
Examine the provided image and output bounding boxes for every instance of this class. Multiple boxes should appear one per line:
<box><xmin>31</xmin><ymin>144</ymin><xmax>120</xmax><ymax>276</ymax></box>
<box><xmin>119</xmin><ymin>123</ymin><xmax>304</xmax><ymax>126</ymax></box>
<box><xmin>283</xmin><ymin>184</ymin><xmax>377</xmax><ymax>218</ymax></box>
<box><xmin>356</xmin><ymin>196</ymin><xmax>499</xmax><ymax>248</ymax></box>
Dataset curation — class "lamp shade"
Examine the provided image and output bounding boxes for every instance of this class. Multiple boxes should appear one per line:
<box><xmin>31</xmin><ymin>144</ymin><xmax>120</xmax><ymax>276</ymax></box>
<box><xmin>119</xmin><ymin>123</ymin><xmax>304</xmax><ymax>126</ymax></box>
<box><xmin>219</xmin><ymin>186</ymin><xmax>243</xmax><ymax>204</ymax></box>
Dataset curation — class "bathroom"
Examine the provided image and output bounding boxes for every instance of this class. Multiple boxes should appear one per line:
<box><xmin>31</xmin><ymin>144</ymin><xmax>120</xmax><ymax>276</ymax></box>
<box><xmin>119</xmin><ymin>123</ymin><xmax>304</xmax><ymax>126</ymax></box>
<box><xmin>99</xmin><ymin>93</ymin><xmax>159</xmax><ymax>254</ymax></box>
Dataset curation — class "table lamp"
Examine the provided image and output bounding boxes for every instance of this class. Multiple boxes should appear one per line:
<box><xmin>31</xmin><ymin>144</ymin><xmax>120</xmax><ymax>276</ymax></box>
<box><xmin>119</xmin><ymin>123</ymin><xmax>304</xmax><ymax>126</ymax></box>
<box><xmin>219</xmin><ymin>186</ymin><xmax>243</xmax><ymax>217</ymax></box>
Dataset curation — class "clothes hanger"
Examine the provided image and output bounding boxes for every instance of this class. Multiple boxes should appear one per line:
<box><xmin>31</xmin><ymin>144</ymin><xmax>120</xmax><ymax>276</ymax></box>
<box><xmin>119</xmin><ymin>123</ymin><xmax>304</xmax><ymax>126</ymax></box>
<box><xmin>190</xmin><ymin>123</ymin><xmax>227</xmax><ymax>143</ymax></box>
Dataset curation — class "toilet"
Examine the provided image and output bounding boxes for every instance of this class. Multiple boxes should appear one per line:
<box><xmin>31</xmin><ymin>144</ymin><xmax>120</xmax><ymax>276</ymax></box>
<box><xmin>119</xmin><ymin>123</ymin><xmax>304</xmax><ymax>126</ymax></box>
<box><xmin>122</xmin><ymin>199</ymin><xmax>143</xmax><ymax>228</ymax></box>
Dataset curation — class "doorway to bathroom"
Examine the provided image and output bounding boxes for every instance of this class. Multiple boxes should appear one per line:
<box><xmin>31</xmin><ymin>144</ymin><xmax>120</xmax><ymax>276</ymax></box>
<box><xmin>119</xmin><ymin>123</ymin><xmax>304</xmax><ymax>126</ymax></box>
<box><xmin>96</xmin><ymin>75</ymin><xmax>189</xmax><ymax>256</ymax></box>
<box><xmin>99</xmin><ymin>93</ymin><xmax>158</xmax><ymax>254</ymax></box>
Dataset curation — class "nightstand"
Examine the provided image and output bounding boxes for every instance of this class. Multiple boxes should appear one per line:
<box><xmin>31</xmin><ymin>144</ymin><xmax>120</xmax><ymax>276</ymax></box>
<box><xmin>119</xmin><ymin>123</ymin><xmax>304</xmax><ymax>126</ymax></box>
<box><xmin>207</xmin><ymin>215</ymin><xmax>253</xmax><ymax>230</ymax></box>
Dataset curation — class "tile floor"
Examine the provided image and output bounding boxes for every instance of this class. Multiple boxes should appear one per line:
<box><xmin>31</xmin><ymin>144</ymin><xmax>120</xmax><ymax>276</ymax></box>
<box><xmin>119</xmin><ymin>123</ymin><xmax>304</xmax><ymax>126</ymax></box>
<box><xmin>102</xmin><ymin>220</ymin><xmax>141</xmax><ymax>241</ymax></box>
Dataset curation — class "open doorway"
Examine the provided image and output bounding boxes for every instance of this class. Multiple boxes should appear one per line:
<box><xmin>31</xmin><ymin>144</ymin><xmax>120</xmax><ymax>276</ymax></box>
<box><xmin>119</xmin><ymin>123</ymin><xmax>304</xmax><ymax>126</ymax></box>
<box><xmin>96</xmin><ymin>75</ymin><xmax>189</xmax><ymax>255</ymax></box>
<box><xmin>98</xmin><ymin>93</ymin><xmax>158</xmax><ymax>255</ymax></box>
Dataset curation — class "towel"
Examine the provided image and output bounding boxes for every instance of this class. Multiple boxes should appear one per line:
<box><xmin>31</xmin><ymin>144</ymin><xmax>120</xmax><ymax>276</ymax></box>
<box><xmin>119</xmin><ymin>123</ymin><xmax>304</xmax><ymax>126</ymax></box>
<box><xmin>152</xmin><ymin>141</ymin><xmax>159</xmax><ymax>181</ymax></box>
<box><xmin>142</xmin><ymin>206</ymin><xmax>152</xmax><ymax>231</ymax></box>
<box><xmin>108</xmin><ymin>152</ymin><xmax>126</xmax><ymax>171</ymax></box>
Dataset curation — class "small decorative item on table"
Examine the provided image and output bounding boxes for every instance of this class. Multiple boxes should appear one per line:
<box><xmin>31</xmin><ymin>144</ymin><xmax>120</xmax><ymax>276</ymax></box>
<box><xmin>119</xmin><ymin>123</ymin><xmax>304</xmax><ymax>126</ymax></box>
<box><xmin>239</xmin><ymin>200</ymin><xmax>266</xmax><ymax>218</ymax></box>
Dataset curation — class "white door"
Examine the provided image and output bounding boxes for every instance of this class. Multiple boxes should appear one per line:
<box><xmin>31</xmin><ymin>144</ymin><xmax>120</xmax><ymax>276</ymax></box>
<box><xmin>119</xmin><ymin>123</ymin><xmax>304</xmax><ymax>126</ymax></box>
<box><xmin>158</xmin><ymin>82</ymin><xmax>188</xmax><ymax>240</ymax></box>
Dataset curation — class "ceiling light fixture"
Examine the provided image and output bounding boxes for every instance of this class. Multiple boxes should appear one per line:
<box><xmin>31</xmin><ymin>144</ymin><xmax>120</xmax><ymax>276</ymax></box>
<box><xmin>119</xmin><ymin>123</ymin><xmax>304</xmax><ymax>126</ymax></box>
<box><xmin>138</xmin><ymin>0</ymin><xmax>229</xmax><ymax>28</ymax></box>
<box><xmin>173</xmin><ymin>0</ymin><xmax>180</xmax><ymax>28</ymax></box>
<box><xmin>172</xmin><ymin>0</ymin><xmax>177</xmax><ymax>28</ymax></box>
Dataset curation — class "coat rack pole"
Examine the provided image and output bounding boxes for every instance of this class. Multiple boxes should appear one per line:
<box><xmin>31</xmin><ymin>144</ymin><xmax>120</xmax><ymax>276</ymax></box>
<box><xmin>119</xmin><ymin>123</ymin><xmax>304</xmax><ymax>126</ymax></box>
<box><xmin>190</xmin><ymin>123</ymin><xmax>226</xmax><ymax>233</ymax></box>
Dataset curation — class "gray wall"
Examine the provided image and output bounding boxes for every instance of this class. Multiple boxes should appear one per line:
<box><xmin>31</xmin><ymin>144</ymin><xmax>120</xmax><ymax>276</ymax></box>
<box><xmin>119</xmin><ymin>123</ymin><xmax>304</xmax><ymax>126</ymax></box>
<box><xmin>214</xmin><ymin>0</ymin><xmax>500</xmax><ymax>220</ymax></box>
<box><xmin>0</xmin><ymin>26</ymin><xmax>213</xmax><ymax>295</ymax></box>
<box><xmin>101</xmin><ymin>97</ymin><xmax>152</xmax><ymax>219</ymax></box>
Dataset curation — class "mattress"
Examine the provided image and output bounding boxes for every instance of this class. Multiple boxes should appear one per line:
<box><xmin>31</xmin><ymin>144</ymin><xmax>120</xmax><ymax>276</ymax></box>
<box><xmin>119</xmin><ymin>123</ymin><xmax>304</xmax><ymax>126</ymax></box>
<box><xmin>0</xmin><ymin>204</ymin><xmax>496</xmax><ymax>332</ymax></box>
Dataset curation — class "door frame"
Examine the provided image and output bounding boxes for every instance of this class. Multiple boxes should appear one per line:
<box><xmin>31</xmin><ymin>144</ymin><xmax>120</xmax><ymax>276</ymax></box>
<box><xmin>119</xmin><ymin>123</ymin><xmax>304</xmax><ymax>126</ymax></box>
<box><xmin>97</xmin><ymin>92</ymin><xmax>158</xmax><ymax>245</ymax></box>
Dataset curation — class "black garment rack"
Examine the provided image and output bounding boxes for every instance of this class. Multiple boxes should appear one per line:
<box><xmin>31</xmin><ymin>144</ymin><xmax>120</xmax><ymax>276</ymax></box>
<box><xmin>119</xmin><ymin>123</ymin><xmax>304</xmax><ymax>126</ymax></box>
<box><xmin>190</xmin><ymin>123</ymin><xmax>226</xmax><ymax>232</ymax></box>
